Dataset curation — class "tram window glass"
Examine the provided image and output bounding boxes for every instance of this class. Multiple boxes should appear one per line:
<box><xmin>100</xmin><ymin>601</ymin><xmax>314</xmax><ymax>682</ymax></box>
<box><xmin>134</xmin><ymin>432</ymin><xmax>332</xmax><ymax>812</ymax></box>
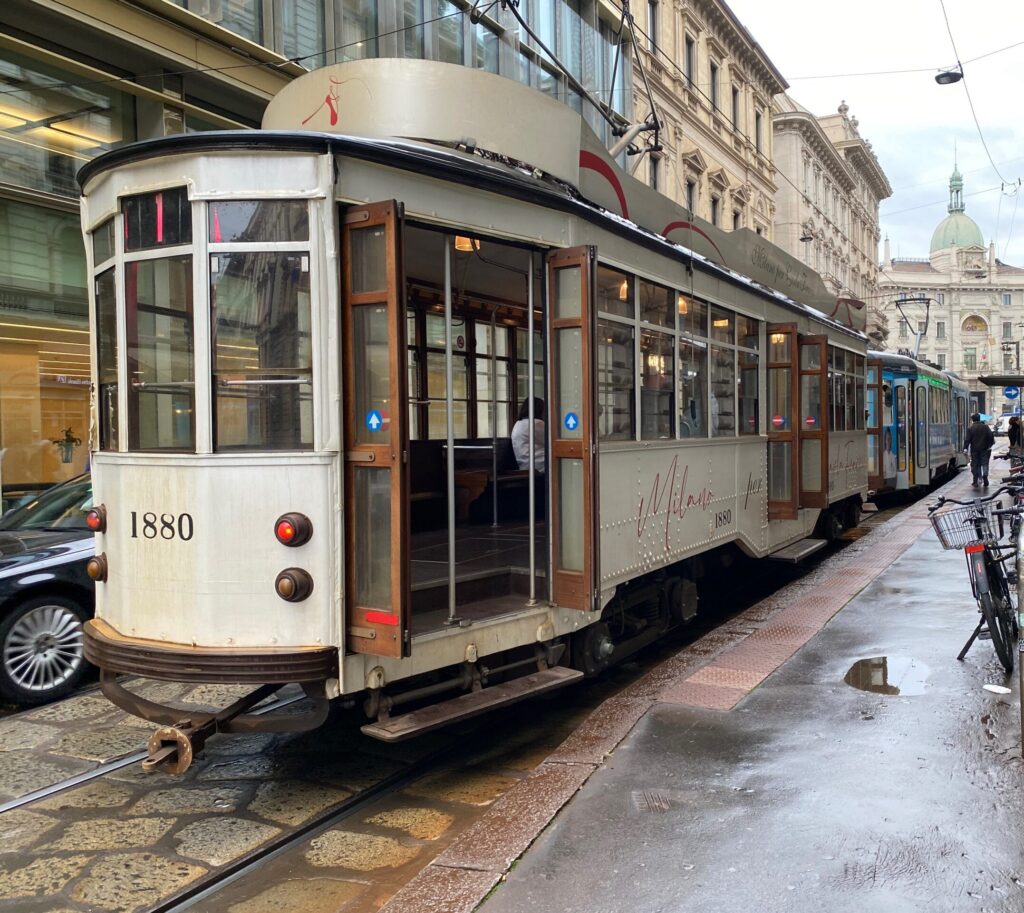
<box><xmin>211</xmin><ymin>252</ymin><xmax>312</xmax><ymax>450</ymax></box>
<box><xmin>639</xmin><ymin>281</ymin><xmax>672</xmax><ymax>328</ymax></box>
<box><xmin>125</xmin><ymin>257</ymin><xmax>195</xmax><ymax>451</ymax></box>
<box><xmin>208</xmin><ymin>201</ymin><xmax>309</xmax><ymax>243</ymax></box>
<box><xmin>800</xmin><ymin>344</ymin><xmax>821</xmax><ymax>370</ymax></box>
<box><xmin>95</xmin><ymin>268</ymin><xmax>118</xmax><ymax>451</ymax></box>
<box><xmin>354</xmin><ymin>468</ymin><xmax>392</xmax><ymax>607</ymax></box>
<box><xmin>93</xmin><ymin>219</ymin><xmax>115</xmax><ymax>266</ymax></box>
<box><xmin>476</xmin><ymin>354</ymin><xmax>512</xmax><ymax>438</ymax></box>
<box><xmin>596</xmin><ymin>266</ymin><xmax>633</xmax><ymax>319</ymax></box>
<box><xmin>679</xmin><ymin>338</ymin><xmax>708</xmax><ymax>438</ymax></box>
<box><xmin>556</xmin><ymin>327</ymin><xmax>583</xmax><ymax>440</ymax></box>
<box><xmin>710</xmin><ymin>346</ymin><xmax>735</xmax><ymax>437</ymax></box>
<box><xmin>678</xmin><ymin>294</ymin><xmax>706</xmax><ymax>337</ymax></box>
<box><xmin>769</xmin><ymin>330</ymin><xmax>791</xmax><ymax>363</ymax></box>
<box><xmin>350</xmin><ymin>225</ymin><xmax>387</xmax><ymax>293</ymax></box>
<box><xmin>640</xmin><ymin>330</ymin><xmax>674</xmax><ymax>439</ymax></box>
<box><xmin>769</xmin><ymin>365</ymin><xmax>791</xmax><ymax>430</ymax></box>
<box><xmin>738</xmin><ymin>352</ymin><xmax>759</xmax><ymax>435</ymax></box>
<box><xmin>426</xmin><ymin>352</ymin><xmax>470</xmax><ymax>438</ymax></box>
<box><xmin>336</xmin><ymin>0</ymin><xmax>378</xmax><ymax>59</ymax></box>
<box><xmin>408</xmin><ymin>349</ymin><xmax>422</xmax><ymax>439</ymax></box>
<box><xmin>122</xmin><ymin>188</ymin><xmax>191</xmax><ymax>252</ymax></box>
<box><xmin>801</xmin><ymin>373</ymin><xmax>822</xmax><ymax>431</ymax></box>
<box><xmin>516</xmin><ymin>328</ymin><xmax>545</xmax><ymax>404</ymax></box>
<box><xmin>738</xmin><ymin>315</ymin><xmax>759</xmax><ymax>350</ymax></box>
<box><xmin>916</xmin><ymin>386</ymin><xmax>927</xmax><ymax>467</ymax></box>
<box><xmin>710</xmin><ymin>307</ymin><xmax>734</xmax><ymax>345</ymax></box>
<box><xmin>426</xmin><ymin>313</ymin><xmax>467</xmax><ymax>350</ymax></box>
<box><xmin>597</xmin><ymin>319</ymin><xmax>635</xmax><ymax>440</ymax></box>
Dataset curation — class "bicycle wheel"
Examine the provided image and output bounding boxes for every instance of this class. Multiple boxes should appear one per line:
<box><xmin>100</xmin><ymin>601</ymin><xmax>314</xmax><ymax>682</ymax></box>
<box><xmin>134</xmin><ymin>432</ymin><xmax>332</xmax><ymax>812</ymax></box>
<box><xmin>979</xmin><ymin>591</ymin><xmax>1015</xmax><ymax>674</ymax></box>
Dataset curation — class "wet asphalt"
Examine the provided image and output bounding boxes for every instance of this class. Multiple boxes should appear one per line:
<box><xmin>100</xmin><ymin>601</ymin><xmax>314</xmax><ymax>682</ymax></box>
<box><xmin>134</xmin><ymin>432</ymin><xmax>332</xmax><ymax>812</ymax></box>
<box><xmin>483</xmin><ymin>494</ymin><xmax>1024</xmax><ymax>912</ymax></box>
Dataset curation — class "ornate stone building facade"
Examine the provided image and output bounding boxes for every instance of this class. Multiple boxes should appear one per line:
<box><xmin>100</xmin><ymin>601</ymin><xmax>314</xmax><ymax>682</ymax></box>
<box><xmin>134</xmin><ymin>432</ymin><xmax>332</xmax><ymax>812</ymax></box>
<box><xmin>772</xmin><ymin>96</ymin><xmax>891</xmax><ymax>306</ymax></box>
<box><xmin>878</xmin><ymin>167</ymin><xmax>1024</xmax><ymax>415</ymax></box>
<box><xmin>633</xmin><ymin>0</ymin><xmax>786</xmax><ymax>237</ymax></box>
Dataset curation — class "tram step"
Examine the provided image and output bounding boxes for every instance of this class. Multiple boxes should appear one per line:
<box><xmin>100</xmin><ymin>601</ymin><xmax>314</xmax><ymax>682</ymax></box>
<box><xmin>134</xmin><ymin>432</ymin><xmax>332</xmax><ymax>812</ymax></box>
<box><xmin>360</xmin><ymin>666</ymin><xmax>584</xmax><ymax>742</ymax></box>
<box><xmin>768</xmin><ymin>538</ymin><xmax>829</xmax><ymax>563</ymax></box>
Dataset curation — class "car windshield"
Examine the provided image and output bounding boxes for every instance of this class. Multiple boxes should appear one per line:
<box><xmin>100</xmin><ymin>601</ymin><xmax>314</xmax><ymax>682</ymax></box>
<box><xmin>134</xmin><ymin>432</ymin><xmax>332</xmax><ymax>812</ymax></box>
<box><xmin>0</xmin><ymin>476</ymin><xmax>93</xmax><ymax>531</ymax></box>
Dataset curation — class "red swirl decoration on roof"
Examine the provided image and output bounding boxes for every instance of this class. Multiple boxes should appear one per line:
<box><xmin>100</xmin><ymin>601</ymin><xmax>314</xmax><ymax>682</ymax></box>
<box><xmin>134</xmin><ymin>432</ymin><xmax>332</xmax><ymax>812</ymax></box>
<box><xmin>661</xmin><ymin>221</ymin><xmax>725</xmax><ymax>262</ymax></box>
<box><xmin>579</xmin><ymin>150</ymin><xmax>629</xmax><ymax>220</ymax></box>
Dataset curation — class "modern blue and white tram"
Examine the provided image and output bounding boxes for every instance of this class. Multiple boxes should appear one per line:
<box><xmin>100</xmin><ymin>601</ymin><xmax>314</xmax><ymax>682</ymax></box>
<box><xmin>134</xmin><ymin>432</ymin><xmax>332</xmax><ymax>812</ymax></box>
<box><xmin>868</xmin><ymin>350</ymin><xmax>969</xmax><ymax>495</ymax></box>
<box><xmin>77</xmin><ymin>59</ymin><xmax>871</xmax><ymax>770</ymax></box>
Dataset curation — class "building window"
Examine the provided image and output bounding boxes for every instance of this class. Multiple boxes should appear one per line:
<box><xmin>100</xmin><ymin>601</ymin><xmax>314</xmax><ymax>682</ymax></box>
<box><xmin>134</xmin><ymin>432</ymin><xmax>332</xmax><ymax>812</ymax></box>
<box><xmin>684</xmin><ymin>35</ymin><xmax>695</xmax><ymax>85</ymax></box>
<box><xmin>1004</xmin><ymin>321</ymin><xmax>1013</xmax><ymax>339</ymax></box>
<box><xmin>685</xmin><ymin>179</ymin><xmax>696</xmax><ymax>212</ymax></box>
<box><xmin>898</xmin><ymin>319</ymin><xmax>909</xmax><ymax>339</ymax></box>
<box><xmin>732</xmin><ymin>210</ymin><xmax>741</xmax><ymax>231</ymax></box>
<box><xmin>937</xmin><ymin>353</ymin><xmax>946</xmax><ymax>368</ymax></box>
<box><xmin>731</xmin><ymin>86</ymin><xmax>740</xmax><ymax>129</ymax></box>
<box><xmin>964</xmin><ymin>347</ymin><xmax>976</xmax><ymax>371</ymax></box>
<box><xmin>1004</xmin><ymin>292</ymin><xmax>1012</xmax><ymax>307</ymax></box>
<box><xmin>275</xmin><ymin>0</ymin><xmax>326</xmax><ymax>68</ymax></box>
<box><xmin>710</xmin><ymin>195</ymin><xmax>719</xmax><ymax>226</ymax></box>
<box><xmin>709</xmin><ymin>61</ymin><xmax>719</xmax><ymax>111</ymax></box>
<box><xmin>335</xmin><ymin>0</ymin><xmax>378</xmax><ymax>58</ymax></box>
<box><xmin>754</xmin><ymin>109</ymin><xmax>763</xmax><ymax>153</ymax></box>
<box><xmin>936</xmin><ymin>292</ymin><xmax>944</xmax><ymax>305</ymax></box>
<box><xmin>936</xmin><ymin>321</ymin><xmax>946</xmax><ymax>339</ymax></box>
<box><xmin>647</xmin><ymin>0</ymin><xmax>658</xmax><ymax>50</ymax></box>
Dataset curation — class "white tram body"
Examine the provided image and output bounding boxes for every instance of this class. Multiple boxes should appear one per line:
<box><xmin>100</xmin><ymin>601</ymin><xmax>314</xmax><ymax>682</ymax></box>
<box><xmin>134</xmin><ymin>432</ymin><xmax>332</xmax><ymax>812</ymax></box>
<box><xmin>79</xmin><ymin>60</ymin><xmax>868</xmax><ymax>745</ymax></box>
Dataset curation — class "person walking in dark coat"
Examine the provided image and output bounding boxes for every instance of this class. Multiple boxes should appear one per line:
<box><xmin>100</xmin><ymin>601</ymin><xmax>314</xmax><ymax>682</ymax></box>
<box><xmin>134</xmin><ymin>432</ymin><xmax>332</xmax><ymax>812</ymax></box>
<box><xmin>1008</xmin><ymin>415</ymin><xmax>1022</xmax><ymax>451</ymax></box>
<box><xmin>964</xmin><ymin>413</ymin><xmax>995</xmax><ymax>486</ymax></box>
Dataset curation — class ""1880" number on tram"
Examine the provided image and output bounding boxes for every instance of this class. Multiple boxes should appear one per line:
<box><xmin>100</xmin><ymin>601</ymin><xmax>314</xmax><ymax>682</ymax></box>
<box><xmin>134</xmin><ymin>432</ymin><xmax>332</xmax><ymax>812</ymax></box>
<box><xmin>130</xmin><ymin>511</ymin><xmax>194</xmax><ymax>541</ymax></box>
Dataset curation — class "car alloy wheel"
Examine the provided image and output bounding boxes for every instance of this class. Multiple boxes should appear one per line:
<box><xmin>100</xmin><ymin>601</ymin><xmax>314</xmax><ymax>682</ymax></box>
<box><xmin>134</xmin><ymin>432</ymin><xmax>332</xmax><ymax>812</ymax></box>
<box><xmin>2</xmin><ymin>599</ymin><xmax>86</xmax><ymax>701</ymax></box>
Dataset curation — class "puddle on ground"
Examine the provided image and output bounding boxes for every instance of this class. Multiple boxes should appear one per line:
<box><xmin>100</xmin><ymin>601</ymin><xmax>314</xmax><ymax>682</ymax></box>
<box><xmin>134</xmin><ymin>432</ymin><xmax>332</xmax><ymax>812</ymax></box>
<box><xmin>844</xmin><ymin>656</ymin><xmax>929</xmax><ymax>696</ymax></box>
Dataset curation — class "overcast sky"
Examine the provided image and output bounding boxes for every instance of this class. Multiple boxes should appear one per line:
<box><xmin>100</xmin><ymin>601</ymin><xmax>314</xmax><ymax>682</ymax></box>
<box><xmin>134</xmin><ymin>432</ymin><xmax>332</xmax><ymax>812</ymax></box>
<box><xmin>724</xmin><ymin>0</ymin><xmax>1024</xmax><ymax>266</ymax></box>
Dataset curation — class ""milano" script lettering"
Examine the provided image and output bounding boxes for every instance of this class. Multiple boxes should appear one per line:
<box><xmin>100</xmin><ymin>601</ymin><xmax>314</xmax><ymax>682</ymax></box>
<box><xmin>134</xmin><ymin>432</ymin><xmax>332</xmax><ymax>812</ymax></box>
<box><xmin>636</xmin><ymin>454</ymin><xmax>713</xmax><ymax>550</ymax></box>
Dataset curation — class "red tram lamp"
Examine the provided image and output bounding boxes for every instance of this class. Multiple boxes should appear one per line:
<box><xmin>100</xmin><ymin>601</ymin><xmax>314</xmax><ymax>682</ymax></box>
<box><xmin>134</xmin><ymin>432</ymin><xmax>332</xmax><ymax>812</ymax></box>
<box><xmin>275</xmin><ymin>568</ymin><xmax>314</xmax><ymax>602</ymax></box>
<box><xmin>86</xmin><ymin>553</ymin><xmax>108</xmax><ymax>582</ymax></box>
<box><xmin>85</xmin><ymin>505</ymin><xmax>107</xmax><ymax>533</ymax></box>
<box><xmin>275</xmin><ymin>512</ymin><xmax>313</xmax><ymax>547</ymax></box>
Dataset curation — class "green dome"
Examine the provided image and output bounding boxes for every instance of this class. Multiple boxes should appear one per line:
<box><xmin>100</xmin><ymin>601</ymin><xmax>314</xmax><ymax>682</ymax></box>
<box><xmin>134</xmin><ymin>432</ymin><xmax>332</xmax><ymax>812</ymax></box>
<box><xmin>930</xmin><ymin>212</ymin><xmax>984</xmax><ymax>252</ymax></box>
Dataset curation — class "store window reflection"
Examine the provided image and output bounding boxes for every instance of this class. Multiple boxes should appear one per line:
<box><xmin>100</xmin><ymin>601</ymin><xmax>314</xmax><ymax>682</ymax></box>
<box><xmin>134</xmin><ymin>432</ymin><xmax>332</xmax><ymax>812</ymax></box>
<box><xmin>0</xmin><ymin>197</ymin><xmax>90</xmax><ymax>509</ymax></box>
<box><xmin>0</xmin><ymin>49</ymin><xmax>132</xmax><ymax>198</ymax></box>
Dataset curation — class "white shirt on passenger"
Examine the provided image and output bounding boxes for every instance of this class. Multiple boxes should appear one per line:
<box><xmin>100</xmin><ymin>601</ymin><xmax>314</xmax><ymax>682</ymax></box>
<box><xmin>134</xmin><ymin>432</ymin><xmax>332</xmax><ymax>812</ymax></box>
<box><xmin>511</xmin><ymin>419</ymin><xmax>545</xmax><ymax>472</ymax></box>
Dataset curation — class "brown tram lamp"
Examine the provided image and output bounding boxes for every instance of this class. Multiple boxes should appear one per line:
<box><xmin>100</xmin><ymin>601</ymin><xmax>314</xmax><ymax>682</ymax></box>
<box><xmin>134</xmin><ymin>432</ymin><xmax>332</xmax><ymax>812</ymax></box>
<box><xmin>275</xmin><ymin>568</ymin><xmax>313</xmax><ymax>602</ymax></box>
<box><xmin>86</xmin><ymin>554</ymin><xmax>108</xmax><ymax>581</ymax></box>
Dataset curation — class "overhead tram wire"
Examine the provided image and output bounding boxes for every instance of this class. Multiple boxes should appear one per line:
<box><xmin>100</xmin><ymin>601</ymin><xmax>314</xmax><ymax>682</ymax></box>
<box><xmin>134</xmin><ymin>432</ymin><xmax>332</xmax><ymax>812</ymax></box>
<box><xmin>938</xmin><ymin>0</ymin><xmax>1016</xmax><ymax>188</ymax></box>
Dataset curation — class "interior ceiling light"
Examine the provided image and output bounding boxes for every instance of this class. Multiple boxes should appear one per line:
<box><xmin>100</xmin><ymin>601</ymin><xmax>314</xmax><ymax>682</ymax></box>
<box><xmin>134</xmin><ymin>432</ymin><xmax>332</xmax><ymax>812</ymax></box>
<box><xmin>618</xmin><ymin>278</ymin><xmax>629</xmax><ymax>301</ymax></box>
<box><xmin>454</xmin><ymin>236</ymin><xmax>480</xmax><ymax>252</ymax></box>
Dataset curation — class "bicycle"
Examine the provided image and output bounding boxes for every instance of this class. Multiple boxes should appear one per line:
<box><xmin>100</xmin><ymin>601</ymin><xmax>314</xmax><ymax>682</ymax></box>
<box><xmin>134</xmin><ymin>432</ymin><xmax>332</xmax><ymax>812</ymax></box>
<box><xmin>929</xmin><ymin>486</ymin><xmax>1021</xmax><ymax>674</ymax></box>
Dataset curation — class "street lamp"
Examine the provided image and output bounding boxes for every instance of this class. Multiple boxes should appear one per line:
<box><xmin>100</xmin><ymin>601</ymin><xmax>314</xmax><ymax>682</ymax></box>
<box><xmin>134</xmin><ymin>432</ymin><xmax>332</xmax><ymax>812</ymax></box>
<box><xmin>935</xmin><ymin>66</ymin><xmax>963</xmax><ymax>85</ymax></box>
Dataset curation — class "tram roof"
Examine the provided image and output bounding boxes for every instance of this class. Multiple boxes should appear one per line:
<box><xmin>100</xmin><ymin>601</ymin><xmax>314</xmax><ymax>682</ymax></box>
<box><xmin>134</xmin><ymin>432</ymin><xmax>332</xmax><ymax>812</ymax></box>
<box><xmin>78</xmin><ymin>128</ymin><xmax>865</xmax><ymax>344</ymax></box>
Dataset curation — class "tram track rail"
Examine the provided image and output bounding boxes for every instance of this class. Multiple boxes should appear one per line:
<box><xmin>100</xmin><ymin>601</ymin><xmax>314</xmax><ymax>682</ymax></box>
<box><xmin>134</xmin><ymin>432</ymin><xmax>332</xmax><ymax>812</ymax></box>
<box><xmin>0</xmin><ymin>692</ymin><xmax>306</xmax><ymax>814</ymax></box>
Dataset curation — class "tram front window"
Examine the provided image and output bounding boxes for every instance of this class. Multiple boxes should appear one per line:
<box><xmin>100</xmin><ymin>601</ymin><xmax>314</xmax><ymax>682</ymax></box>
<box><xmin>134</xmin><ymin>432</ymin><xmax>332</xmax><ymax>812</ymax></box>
<box><xmin>211</xmin><ymin>252</ymin><xmax>312</xmax><ymax>450</ymax></box>
<box><xmin>126</xmin><ymin>257</ymin><xmax>196</xmax><ymax>451</ymax></box>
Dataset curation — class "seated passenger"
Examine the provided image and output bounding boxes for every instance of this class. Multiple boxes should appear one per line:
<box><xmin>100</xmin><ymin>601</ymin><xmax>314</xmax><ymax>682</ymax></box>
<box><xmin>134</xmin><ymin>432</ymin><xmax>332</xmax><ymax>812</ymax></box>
<box><xmin>511</xmin><ymin>397</ymin><xmax>545</xmax><ymax>472</ymax></box>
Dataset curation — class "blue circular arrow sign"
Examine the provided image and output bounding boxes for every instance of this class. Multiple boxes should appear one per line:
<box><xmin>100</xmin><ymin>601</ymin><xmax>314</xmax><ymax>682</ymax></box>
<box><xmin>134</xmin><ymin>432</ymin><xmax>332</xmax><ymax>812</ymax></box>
<box><xmin>1005</xmin><ymin>386</ymin><xmax>1020</xmax><ymax>400</ymax></box>
<box><xmin>365</xmin><ymin>409</ymin><xmax>384</xmax><ymax>431</ymax></box>
<box><xmin>564</xmin><ymin>411</ymin><xmax>579</xmax><ymax>431</ymax></box>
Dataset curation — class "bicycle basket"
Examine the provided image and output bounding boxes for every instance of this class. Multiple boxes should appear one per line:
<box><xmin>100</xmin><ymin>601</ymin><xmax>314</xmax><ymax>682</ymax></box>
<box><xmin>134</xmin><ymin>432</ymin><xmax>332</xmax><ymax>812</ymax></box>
<box><xmin>929</xmin><ymin>502</ymin><xmax>999</xmax><ymax>550</ymax></box>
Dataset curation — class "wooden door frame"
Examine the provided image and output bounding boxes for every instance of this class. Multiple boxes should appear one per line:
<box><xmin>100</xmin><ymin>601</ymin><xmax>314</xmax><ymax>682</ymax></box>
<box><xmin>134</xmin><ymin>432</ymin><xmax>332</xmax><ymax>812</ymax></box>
<box><xmin>341</xmin><ymin>200</ymin><xmax>410</xmax><ymax>658</ymax></box>
<box><xmin>767</xmin><ymin>323</ymin><xmax>799</xmax><ymax>520</ymax></box>
<box><xmin>547</xmin><ymin>246</ymin><xmax>597</xmax><ymax>611</ymax></box>
<box><xmin>798</xmin><ymin>334</ymin><xmax>829</xmax><ymax>509</ymax></box>
<box><xmin>866</xmin><ymin>357</ymin><xmax>884</xmax><ymax>491</ymax></box>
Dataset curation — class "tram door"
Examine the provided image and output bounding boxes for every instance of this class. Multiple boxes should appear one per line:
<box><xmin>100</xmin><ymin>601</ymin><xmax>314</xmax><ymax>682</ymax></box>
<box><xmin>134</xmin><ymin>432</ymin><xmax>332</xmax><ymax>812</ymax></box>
<box><xmin>547</xmin><ymin>246</ymin><xmax>598</xmax><ymax>611</ymax></box>
<box><xmin>767</xmin><ymin>324</ymin><xmax>799</xmax><ymax>519</ymax></box>
<box><xmin>341</xmin><ymin>201</ymin><xmax>411</xmax><ymax>659</ymax></box>
<box><xmin>798</xmin><ymin>335</ymin><xmax>829</xmax><ymax>509</ymax></box>
<box><xmin>893</xmin><ymin>377</ymin><xmax>912</xmax><ymax>489</ymax></box>
<box><xmin>866</xmin><ymin>358</ymin><xmax>883</xmax><ymax>492</ymax></box>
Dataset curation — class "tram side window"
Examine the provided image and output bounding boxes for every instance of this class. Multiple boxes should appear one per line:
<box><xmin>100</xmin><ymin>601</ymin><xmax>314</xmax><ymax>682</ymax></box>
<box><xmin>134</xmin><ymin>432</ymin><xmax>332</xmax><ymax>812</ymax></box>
<box><xmin>425</xmin><ymin>314</ymin><xmax>470</xmax><ymax>438</ymax></box>
<box><xmin>126</xmin><ymin>257</ymin><xmax>195</xmax><ymax>451</ymax></box>
<box><xmin>209</xmin><ymin>200</ymin><xmax>309</xmax><ymax>243</ymax></box>
<box><xmin>827</xmin><ymin>346</ymin><xmax>863</xmax><ymax>431</ymax></box>
<box><xmin>123</xmin><ymin>187</ymin><xmax>191</xmax><ymax>251</ymax></box>
<box><xmin>640</xmin><ymin>329</ymin><xmax>674</xmax><ymax>439</ymax></box>
<box><xmin>211</xmin><ymin>252</ymin><xmax>312</xmax><ymax>450</ymax></box>
<box><xmin>95</xmin><ymin>268</ymin><xmax>118</xmax><ymax>450</ymax></box>
<box><xmin>737</xmin><ymin>315</ymin><xmax>760</xmax><ymax>436</ymax></box>
<box><xmin>679</xmin><ymin>338</ymin><xmax>708</xmax><ymax>438</ymax></box>
<box><xmin>597</xmin><ymin>319</ymin><xmax>635</xmax><ymax>440</ymax></box>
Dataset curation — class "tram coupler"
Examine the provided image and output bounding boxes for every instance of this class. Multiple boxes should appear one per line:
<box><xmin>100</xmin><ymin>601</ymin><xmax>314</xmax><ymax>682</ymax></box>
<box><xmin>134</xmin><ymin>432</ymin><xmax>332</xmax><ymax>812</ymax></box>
<box><xmin>140</xmin><ymin>683</ymin><xmax>280</xmax><ymax>774</ymax></box>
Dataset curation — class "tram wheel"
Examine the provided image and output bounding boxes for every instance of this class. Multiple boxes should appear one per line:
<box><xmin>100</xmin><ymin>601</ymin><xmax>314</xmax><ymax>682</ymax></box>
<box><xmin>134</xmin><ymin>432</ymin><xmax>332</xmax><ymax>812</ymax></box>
<box><xmin>0</xmin><ymin>595</ymin><xmax>89</xmax><ymax>705</ymax></box>
<box><xmin>574</xmin><ymin>622</ymin><xmax>614</xmax><ymax>676</ymax></box>
<box><xmin>821</xmin><ymin>510</ymin><xmax>844</xmax><ymax>542</ymax></box>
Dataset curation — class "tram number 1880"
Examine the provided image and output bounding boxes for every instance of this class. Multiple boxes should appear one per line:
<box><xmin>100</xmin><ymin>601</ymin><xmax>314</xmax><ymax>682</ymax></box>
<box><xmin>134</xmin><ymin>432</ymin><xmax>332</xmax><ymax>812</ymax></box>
<box><xmin>130</xmin><ymin>511</ymin><xmax>195</xmax><ymax>541</ymax></box>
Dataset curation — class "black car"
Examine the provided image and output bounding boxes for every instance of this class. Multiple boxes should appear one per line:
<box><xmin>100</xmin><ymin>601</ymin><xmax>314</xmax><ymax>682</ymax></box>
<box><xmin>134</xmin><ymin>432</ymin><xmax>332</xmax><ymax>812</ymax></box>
<box><xmin>0</xmin><ymin>474</ymin><xmax>94</xmax><ymax>706</ymax></box>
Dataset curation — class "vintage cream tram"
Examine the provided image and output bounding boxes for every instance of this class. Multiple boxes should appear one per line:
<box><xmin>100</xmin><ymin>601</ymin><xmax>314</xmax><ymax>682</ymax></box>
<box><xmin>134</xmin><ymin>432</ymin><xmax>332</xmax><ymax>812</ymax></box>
<box><xmin>79</xmin><ymin>59</ymin><xmax>868</xmax><ymax>768</ymax></box>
